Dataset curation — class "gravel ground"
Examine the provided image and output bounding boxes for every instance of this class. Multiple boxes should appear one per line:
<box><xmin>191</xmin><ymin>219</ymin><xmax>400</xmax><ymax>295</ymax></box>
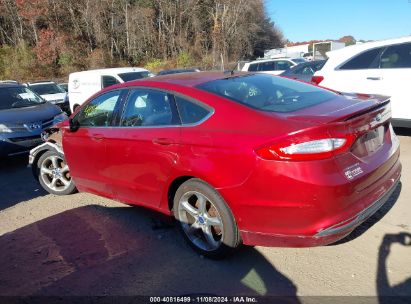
<box><xmin>0</xmin><ymin>130</ymin><xmax>410</xmax><ymax>298</ymax></box>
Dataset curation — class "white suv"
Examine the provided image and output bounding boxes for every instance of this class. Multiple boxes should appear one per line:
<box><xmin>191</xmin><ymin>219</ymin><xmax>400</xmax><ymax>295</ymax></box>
<box><xmin>242</xmin><ymin>58</ymin><xmax>304</xmax><ymax>75</ymax></box>
<box><xmin>313</xmin><ymin>36</ymin><xmax>411</xmax><ymax>128</ymax></box>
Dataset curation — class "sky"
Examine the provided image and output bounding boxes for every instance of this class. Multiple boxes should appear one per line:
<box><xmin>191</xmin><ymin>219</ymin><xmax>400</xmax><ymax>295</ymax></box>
<box><xmin>265</xmin><ymin>0</ymin><xmax>411</xmax><ymax>42</ymax></box>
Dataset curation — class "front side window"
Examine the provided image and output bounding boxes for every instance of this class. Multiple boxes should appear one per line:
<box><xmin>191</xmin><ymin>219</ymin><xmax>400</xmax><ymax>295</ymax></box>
<box><xmin>76</xmin><ymin>90</ymin><xmax>121</xmax><ymax>127</ymax></box>
<box><xmin>102</xmin><ymin>76</ymin><xmax>120</xmax><ymax>88</ymax></box>
<box><xmin>339</xmin><ymin>47</ymin><xmax>384</xmax><ymax>70</ymax></box>
<box><xmin>380</xmin><ymin>43</ymin><xmax>411</xmax><ymax>68</ymax></box>
<box><xmin>276</xmin><ymin>60</ymin><xmax>293</xmax><ymax>70</ymax></box>
<box><xmin>121</xmin><ymin>89</ymin><xmax>178</xmax><ymax>127</ymax></box>
<box><xmin>197</xmin><ymin>74</ymin><xmax>336</xmax><ymax>113</ymax></box>
<box><xmin>258</xmin><ymin>61</ymin><xmax>276</xmax><ymax>71</ymax></box>
<box><xmin>248</xmin><ymin>63</ymin><xmax>258</xmax><ymax>72</ymax></box>
<box><xmin>175</xmin><ymin>96</ymin><xmax>211</xmax><ymax>124</ymax></box>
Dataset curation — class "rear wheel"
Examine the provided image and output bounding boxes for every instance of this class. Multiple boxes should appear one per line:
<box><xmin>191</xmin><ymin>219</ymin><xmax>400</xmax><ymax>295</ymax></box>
<box><xmin>37</xmin><ymin>150</ymin><xmax>77</xmax><ymax>195</ymax></box>
<box><xmin>173</xmin><ymin>179</ymin><xmax>241</xmax><ymax>259</ymax></box>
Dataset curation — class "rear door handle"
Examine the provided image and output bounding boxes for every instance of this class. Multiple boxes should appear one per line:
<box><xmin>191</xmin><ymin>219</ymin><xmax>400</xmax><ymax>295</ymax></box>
<box><xmin>366</xmin><ymin>77</ymin><xmax>382</xmax><ymax>80</ymax></box>
<box><xmin>91</xmin><ymin>134</ymin><xmax>104</xmax><ymax>142</ymax></box>
<box><xmin>152</xmin><ymin>138</ymin><xmax>174</xmax><ymax>145</ymax></box>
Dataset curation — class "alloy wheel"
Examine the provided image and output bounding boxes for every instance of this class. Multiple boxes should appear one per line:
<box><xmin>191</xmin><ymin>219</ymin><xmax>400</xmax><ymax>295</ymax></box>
<box><xmin>178</xmin><ymin>191</ymin><xmax>224</xmax><ymax>251</ymax></box>
<box><xmin>40</xmin><ymin>155</ymin><xmax>71</xmax><ymax>192</ymax></box>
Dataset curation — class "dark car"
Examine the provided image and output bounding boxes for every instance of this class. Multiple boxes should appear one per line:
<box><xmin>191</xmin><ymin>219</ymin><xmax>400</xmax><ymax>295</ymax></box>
<box><xmin>26</xmin><ymin>81</ymin><xmax>71</xmax><ymax>114</ymax></box>
<box><xmin>58</xmin><ymin>83</ymin><xmax>68</xmax><ymax>92</ymax></box>
<box><xmin>0</xmin><ymin>83</ymin><xmax>67</xmax><ymax>157</ymax></box>
<box><xmin>157</xmin><ymin>68</ymin><xmax>200</xmax><ymax>76</ymax></box>
<box><xmin>30</xmin><ymin>72</ymin><xmax>400</xmax><ymax>258</ymax></box>
<box><xmin>281</xmin><ymin>60</ymin><xmax>326</xmax><ymax>83</ymax></box>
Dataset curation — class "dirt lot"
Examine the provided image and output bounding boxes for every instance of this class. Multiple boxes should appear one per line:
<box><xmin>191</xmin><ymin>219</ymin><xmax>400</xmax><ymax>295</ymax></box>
<box><xmin>0</xmin><ymin>129</ymin><xmax>410</xmax><ymax>298</ymax></box>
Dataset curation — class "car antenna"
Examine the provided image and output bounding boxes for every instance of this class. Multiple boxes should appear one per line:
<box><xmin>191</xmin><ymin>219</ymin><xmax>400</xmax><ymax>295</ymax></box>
<box><xmin>228</xmin><ymin>61</ymin><xmax>238</xmax><ymax>76</ymax></box>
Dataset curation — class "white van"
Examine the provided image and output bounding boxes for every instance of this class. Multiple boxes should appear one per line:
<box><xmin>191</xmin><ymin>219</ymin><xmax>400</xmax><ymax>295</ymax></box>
<box><xmin>68</xmin><ymin>67</ymin><xmax>152</xmax><ymax>112</ymax></box>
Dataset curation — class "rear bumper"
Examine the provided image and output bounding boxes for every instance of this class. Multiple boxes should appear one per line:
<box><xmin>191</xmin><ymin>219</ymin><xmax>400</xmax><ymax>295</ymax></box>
<box><xmin>239</xmin><ymin>163</ymin><xmax>401</xmax><ymax>247</ymax></box>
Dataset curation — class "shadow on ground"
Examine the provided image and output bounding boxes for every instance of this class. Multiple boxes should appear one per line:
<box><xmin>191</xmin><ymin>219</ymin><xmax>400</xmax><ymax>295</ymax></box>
<box><xmin>0</xmin><ymin>204</ymin><xmax>299</xmax><ymax>298</ymax></box>
<box><xmin>0</xmin><ymin>155</ymin><xmax>47</xmax><ymax>210</ymax></box>
<box><xmin>377</xmin><ymin>232</ymin><xmax>411</xmax><ymax>303</ymax></box>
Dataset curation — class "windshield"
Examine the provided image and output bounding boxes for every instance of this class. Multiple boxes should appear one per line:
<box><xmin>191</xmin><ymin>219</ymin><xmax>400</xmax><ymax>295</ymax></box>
<box><xmin>197</xmin><ymin>74</ymin><xmax>337</xmax><ymax>113</ymax></box>
<box><xmin>29</xmin><ymin>83</ymin><xmax>65</xmax><ymax>95</ymax></box>
<box><xmin>0</xmin><ymin>87</ymin><xmax>45</xmax><ymax>110</ymax></box>
<box><xmin>118</xmin><ymin>71</ymin><xmax>150</xmax><ymax>82</ymax></box>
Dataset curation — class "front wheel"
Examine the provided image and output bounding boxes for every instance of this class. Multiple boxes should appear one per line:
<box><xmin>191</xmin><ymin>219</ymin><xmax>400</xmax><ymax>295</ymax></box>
<box><xmin>173</xmin><ymin>179</ymin><xmax>241</xmax><ymax>259</ymax></box>
<box><xmin>37</xmin><ymin>150</ymin><xmax>77</xmax><ymax>195</ymax></box>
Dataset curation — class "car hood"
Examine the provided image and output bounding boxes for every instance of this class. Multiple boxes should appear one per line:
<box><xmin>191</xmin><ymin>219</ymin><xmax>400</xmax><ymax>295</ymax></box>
<box><xmin>0</xmin><ymin>102</ymin><xmax>62</xmax><ymax>124</ymax></box>
<box><xmin>275</xmin><ymin>93</ymin><xmax>390</xmax><ymax>124</ymax></box>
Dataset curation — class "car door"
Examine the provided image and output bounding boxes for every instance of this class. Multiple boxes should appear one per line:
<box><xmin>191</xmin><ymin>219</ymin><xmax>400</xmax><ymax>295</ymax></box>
<box><xmin>62</xmin><ymin>89</ymin><xmax>125</xmax><ymax>197</ymax></box>
<box><xmin>321</xmin><ymin>47</ymin><xmax>385</xmax><ymax>94</ymax></box>
<box><xmin>104</xmin><ymin>88</ymin><xmax>182</xmax><ymax>208</ymax></box>
<box><xmin>371</xmin><ymin>42</ymin><xmax>411</xmax><ymax>121</ymax></box>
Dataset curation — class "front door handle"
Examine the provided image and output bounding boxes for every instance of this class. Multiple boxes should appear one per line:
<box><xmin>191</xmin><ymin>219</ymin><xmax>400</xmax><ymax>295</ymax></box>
<box><xmin>366</xmin><ymin>77</ymin><xmax>382</xmax><ymax>81</ymax></box>
<box><xmin>152</xmin><ymin>138</ymin><xmax>174</xmax><ymax>145</ymax></box>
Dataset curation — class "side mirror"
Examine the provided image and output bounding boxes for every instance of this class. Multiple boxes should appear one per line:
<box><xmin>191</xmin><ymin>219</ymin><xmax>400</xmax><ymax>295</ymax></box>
<box><xmin>69</xmin><ymin>118</ymin><xmax>80</xmax><ymax>132</ymax></box>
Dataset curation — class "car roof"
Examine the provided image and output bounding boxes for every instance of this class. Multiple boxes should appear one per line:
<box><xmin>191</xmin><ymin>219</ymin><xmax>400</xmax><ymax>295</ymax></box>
<box><xmin>327</xmin><ymin>35</ymin><xmax>411</xmax><ymax>58</ymax></box>
<box><xmin>113</xmin><ymin>71</ymin><xmax>250</xmax><ymax>88</ymax></box>
<box><xmin>0</xmin><ymin>82</ymin><xmax>23</xmax><ymax>89</ymax></box>
<box><xmin>70</xmin><ymin>67</ymin><xmax>148</xmax><ymax>77</ymax></box>
<box><xmin>247</xmin><ymin>58</ymin><xmax>293</xmax><ymax>64</ymax></box>
<box><xmin>27</xmin><ymin>81</ymin><xmax>56</xmax><ymax>85</ymax></box>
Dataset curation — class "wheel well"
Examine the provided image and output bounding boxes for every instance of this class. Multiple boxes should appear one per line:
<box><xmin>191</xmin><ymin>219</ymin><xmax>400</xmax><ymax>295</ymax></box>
<box><xmin>167</xmin><ymin>176</ymin><xmax>194</xmax><ymax>211</ymax></box>
<box><xmin>31</xmin><ymin>149</ymin><xmax>49</xmax><ymax>180</ymax></box>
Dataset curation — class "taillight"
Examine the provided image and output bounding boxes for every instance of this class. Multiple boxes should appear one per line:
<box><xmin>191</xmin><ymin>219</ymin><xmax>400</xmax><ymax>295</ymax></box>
<box><xmin>256</xmin><ymin>134</ymin><xmax>355</xmax><ymax>161</ymax></box>
<box><xmin>311</xmin><ymin>75</ymin><xmax>324</xmax><ymax>85</ymax></box>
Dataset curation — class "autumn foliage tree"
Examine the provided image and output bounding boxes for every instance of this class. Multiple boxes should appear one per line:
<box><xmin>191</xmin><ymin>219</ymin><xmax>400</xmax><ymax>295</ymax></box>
<box><xmin>0</xmin><ymin>0</ymin><xmax>284</xmax><ymax>80</ymax></box>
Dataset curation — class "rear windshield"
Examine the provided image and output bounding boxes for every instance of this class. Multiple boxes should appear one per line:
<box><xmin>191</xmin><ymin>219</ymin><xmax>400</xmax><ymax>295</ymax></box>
<box><xmin>118</xmin><ymin>72</ymin><xmax>150</xmax><ymax>82</ymax></box>
<box><xmin>29</xmin><ymin>83</ymin><xmax>65</xmax><ymax>95</ymax></box>
<box><xmin>0</xmin><ymin>87</ymin><xmax>44</xmax><ymax>110</ymax></box>
<box><xmin>197</xmin><ymin>74</ymin><xmax>336</xmax><ymax>113</ymax></box>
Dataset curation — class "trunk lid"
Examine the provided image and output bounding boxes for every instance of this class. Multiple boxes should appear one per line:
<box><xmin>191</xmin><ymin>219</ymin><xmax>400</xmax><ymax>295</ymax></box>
<box><xmin>279</xmin><ymin>93</ymin><xmax>390</xmax><ymax>125</ymax></box>
<box><xmin>274</xmin><ymin>93</ymin><xmax>398</xmax><ymax>192</ymax></box>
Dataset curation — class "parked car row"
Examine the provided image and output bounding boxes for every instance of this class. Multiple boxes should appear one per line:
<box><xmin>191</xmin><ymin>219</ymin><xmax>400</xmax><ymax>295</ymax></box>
<box><xmin>0</xmin><ymin>67</ymin><xmax>206</xmax><ymax>158</ymax></box>
<box><xmin>0</xmin><ymin>82</ymin><xmax>67</xmax><ymax>157</ymax></box>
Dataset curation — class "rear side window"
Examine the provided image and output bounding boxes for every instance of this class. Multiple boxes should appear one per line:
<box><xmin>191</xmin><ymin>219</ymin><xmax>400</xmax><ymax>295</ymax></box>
<box><xmin>380</xmin><ymin>43</ymin><xmax>411</xmax><ymax>68</ymax></box>
<box><xmin>175</xmin><ymin>96</ymin><xmax>210</xmax><ymax>124</ymax></box>
<box><xmin>339</xmin><ymin>47</ymin><xmax>384</xmax><ymax>70</ymax></box>
<box><xmin>121</xmin><ymin>89</ymin><xmax>179</xmax><ymax>127</ymax></box>
<box><xmin>197</xmin><ymin>74</ymin><xmax>336</xmax><ymax>113</ymax></box>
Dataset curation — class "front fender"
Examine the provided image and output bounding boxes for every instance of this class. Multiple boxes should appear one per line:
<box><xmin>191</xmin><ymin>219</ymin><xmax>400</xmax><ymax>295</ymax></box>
<box><xmin>28</xmin><ymin>142</ymin><xmax>65</xmax><ymax>180</ymax></box>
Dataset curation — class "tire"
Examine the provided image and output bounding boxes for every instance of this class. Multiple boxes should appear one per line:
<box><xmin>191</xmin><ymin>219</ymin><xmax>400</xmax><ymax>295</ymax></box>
<box><xmin>37</xmin><ymin>150</ymin><xmax>77</xmax><ymax>195</ymax></box>
<box><xmin>173</xmin><ymin>178</ymin><xmax>241</xmax><ymax>259</ymax></box>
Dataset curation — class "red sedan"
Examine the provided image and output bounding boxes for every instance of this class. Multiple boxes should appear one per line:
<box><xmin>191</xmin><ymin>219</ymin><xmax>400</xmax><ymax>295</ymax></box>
<box><xmin>30</xmin><ymin>72</ymin><xmax>401</xmax><ymax>258</ymax></box>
